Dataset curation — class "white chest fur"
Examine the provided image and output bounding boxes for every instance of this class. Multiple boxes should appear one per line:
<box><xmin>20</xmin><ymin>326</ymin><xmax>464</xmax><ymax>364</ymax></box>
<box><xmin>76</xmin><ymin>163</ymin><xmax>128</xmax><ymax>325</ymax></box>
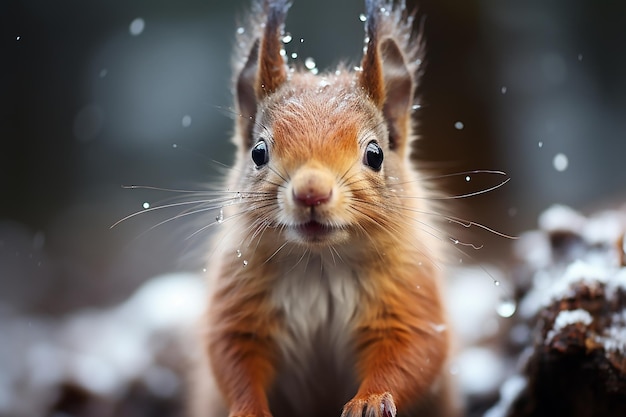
<box><xmin>269</xmin><ymin>256</ymin><xmax>362</xmax><ymax>415</ymax></box>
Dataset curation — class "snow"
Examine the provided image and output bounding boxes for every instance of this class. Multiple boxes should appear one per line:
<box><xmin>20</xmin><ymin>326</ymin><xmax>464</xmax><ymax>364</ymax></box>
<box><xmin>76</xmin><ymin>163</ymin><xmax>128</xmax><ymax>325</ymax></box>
<box><xmin>446</xmin><ymin>266</ymin><xmax>506</xmax><ymax>345</ymax></box>
<box><xmin>513</xmin><ymin>230</ymin><xmax>552</xmax><ymax>269</ymax></box>
<box><xmin>538</xmin><ymin>204</ymin><xmax>586</xmax><ymax>234</ymax></box>
<box><xmin>454</xmin><ymin>348</ymin><xmax>506</xmax><ymax>396</ymax></box>
<box><xmin>553</xmin><ymin>153</ymin><xmax>569</xmax><ymax>172</ymax></box>
<box><xmin>598</xmin><ymin>323</ymin><xmax>626</xmax><ymax>355</ymax></box>
<box><xmin>553</xmin><ymin>308</ymin><xmax>593</xmax><ymax>330</ymax></box>
<box><xmin>582</xmin><ymin>211</ymin><xmax>626</xmax><ymax>246</ymax></box>
<box><xmin>129</xmin><ymin>18</ymin><xmax>146</xmax><ymax>36</ymax></box>
<box><xmin>546</xmin><ymin>309</ymin><xmax>593</xmax><ymax>342</ymax></box>
<box><xmin>304</xmin><ymin>57</ymin><xmax>316</xmax><ymax>70</ymax></box>
<box><xmin>0</xmin><ymin>273</ymin><xmax>205</xmax><ymax>416</ymax></box>
<box><xmin>606</xmin><ymin>268</ymin><xmax>626</xmax><ymax>299</ymax></box>
<box><xmin>118</xmin><ymin>272</ymin><xmax>205</xmax><ymax>330</ymax></box>
<box><xmin>595</xmin><ymin>309</ymin><xmax>626</xmax><ymax>355</ymax></box>
<box><xmin>519</xmin><ymin>259</ymin><xmax>620</xmax><ymax>318</ymax></box>
<box><xmin>517</xmin><ymin>205</ymin><xmax>626</xmax><ymax>318</ymax></box>
<box><xmin>53</xmin><ymin>272</ymin><xmax>205</xmax><ymax>395</ymax></box>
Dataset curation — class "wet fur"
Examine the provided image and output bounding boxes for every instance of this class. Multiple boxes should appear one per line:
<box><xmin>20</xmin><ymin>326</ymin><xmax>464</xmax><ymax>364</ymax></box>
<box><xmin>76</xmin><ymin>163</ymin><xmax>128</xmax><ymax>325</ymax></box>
<box><xmin>190</xmin><ymin>1</ymin><xmax>458</xmax><ymax>416</ymax></box>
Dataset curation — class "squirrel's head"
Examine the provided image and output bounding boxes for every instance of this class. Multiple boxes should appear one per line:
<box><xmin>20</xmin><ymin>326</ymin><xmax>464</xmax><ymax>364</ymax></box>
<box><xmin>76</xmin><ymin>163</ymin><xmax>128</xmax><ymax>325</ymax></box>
<box><xmin>228</xmin><ymin>0</ymin><xmax>426</xmax><ymax>250</ymax></box>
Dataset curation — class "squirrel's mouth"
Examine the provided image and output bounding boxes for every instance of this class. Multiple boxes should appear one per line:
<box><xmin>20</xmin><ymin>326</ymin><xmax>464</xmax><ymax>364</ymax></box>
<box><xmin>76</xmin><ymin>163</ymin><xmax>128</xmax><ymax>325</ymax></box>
<box><xmin>297</xmin><ymin>221</ymin><xmax>334</xmax><ymax>238</ymax></box>
<box><xmin>287</xmin><ymin>220</ymin><xmax>349</xmax><ymax>246</ymax></box>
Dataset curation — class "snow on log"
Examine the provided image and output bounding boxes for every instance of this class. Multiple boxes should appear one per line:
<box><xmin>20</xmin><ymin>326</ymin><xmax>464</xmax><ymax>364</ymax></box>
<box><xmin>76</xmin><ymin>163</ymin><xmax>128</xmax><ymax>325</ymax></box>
<box><xmin>487</xmin><ymin>205</ymin><xmax>626</xmax><ymax>417</ymax></box>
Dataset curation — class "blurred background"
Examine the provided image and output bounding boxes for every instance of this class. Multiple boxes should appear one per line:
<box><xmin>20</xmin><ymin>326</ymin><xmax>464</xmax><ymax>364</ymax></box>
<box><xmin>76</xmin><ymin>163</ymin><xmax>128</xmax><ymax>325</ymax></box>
<box><xmin>2</xmin><ymin>0</ymin><xmax>626</xmax><ymax>314</ymax></box>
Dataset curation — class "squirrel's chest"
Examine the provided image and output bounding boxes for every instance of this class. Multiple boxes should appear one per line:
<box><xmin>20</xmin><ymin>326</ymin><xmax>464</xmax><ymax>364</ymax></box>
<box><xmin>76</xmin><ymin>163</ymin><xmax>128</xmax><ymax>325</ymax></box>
<box><xmin>270</xmin><ymin>259</ymin><xmax>362</xmax><ymax>351</ymax></box>
<box><xmin>268</xmin><ymin>260</ymin><xmax>362</xmax><ymax>412</ymax></box>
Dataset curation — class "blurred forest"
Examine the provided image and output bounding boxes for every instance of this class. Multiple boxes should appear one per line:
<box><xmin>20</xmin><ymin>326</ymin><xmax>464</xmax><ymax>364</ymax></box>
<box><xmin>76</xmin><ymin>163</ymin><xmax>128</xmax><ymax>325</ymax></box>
<box><xmin>2</xmin><ymin>0</ymin><xmax>626</xmax><ymax>314</ymax></box>
<box><xmin>1</xmin><ymin>1</ymin><xmax>626</xmax><ymax>415</ymax></box>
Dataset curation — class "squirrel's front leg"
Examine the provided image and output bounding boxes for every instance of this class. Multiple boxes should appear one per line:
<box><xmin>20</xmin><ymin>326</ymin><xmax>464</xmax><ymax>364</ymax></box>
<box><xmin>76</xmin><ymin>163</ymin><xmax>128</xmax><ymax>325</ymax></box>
<box><xmin>207</xmin><ymin>289</ymin><xmax>280</xmax><ymax>417</ymax></box>
<box><xmin>342</xmin><ymin>275</ymin><xmax>449</xmax><ymax>417</ymax></box>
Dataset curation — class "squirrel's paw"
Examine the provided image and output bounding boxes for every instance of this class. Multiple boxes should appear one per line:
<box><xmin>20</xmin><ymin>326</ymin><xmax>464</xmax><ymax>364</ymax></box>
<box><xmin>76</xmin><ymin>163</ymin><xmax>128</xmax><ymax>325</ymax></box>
<box><xmin>341</xmin><ymin>392</ymin><xmax>396</xmax><ymax>417</ymax></box>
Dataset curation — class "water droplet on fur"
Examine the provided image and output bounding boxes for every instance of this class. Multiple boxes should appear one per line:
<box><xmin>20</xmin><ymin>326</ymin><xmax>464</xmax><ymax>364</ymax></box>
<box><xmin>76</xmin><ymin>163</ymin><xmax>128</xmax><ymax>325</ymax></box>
<box><xmin>359</xmin><ymin>13</ymin><xmax>367</xmax><ymax>22</ymax></box>
<box><xmin>236</xmin><ymin>249</ymin><xmax>242</xmax><ymax>258</ymax></box>
<box><xmin>494</xmin><ymin>280</ymin><xmax>501</xmax><ymax>287</ymax></box>
<box><xmin>538</xmin><ymin>141</ymin><xmax>543</xmax><ymax>148</ymax></box>
<box><xmin>291</xmin><ymin>52</ymin><xmax>298</xmax><ymax>59</ymax></box>
<box><xmin>282</xmin><ymin>33</ymin><xmax>293</xmax><ymax>43</ymax></box>
<box><xmin>216</xmin><ymin>208</ymin><xmax>224</xmax><ymax>223</ymax></box>
<box><xmin>16</xmin><ymin>35</ymin><xmax>21</xmax><ymax>41</ymax></box>
<box><xmin>496</xmin><ymin>299</ymin><xmax>517</xmax><ymax>318</ymax></box>
<box><xmin>242</xmin><ymin>260</ymin><xmax>248</xmax><ymax>267</ymax></box>
<box><xmin>411</xmin><ymin>104</ymin><xmax>422</xmax><ymax>111</ymax></box>
<box><xmin>142</xmin><ymin>202</ymin><xmax>150</xmax><ymax>209</ymax></box>
<box><xmin>304</xmin><ymin>57</ymin><xmax>316</xmax><ymax>70</ymax></box>
<box><xmin>236</xmin><ymin>27</ymin><xmax>245</xmax><ymax>35</ymax></box>
<box><xmin>465</xmin><ymin>176</ymin><xmax>471</xmax><ymax>182</ymax></box>
<box><xmin>318</xmin><ymin>78</ymin><xmax>330</xmax><ymax>88</ymax></box>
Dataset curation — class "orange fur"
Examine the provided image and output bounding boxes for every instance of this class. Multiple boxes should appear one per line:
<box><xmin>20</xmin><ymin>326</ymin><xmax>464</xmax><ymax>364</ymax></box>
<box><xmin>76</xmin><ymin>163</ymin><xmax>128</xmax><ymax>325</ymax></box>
<box><xmin>192</xmin><ymin>1</ymin><xmax>457</xmax><ymax>417</ymax></box>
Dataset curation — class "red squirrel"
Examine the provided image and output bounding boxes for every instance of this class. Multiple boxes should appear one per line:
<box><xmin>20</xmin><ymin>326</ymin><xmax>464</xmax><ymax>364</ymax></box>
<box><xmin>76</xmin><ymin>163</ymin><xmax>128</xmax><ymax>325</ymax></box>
<box><xmin>191</xmin><ymin>1</ymin><xmax>457</xmax><ymax>416</ymax></box>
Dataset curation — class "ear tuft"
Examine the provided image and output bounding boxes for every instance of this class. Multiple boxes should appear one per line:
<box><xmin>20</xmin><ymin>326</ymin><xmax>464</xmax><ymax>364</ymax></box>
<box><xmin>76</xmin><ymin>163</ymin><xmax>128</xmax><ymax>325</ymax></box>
<box><xmin>359</xmin><ymin>0</ymin><xmax>424</xmax><ymax>156</ymax></box>
<box><xmin>256</xmin><ymin>1</ymin><xmax>290</xmax><ymax>97</ymax></box>
<box><xmin>232</xmin><ymin>0</ymin><xmax>291</xmax><ymax>147</ymax></box>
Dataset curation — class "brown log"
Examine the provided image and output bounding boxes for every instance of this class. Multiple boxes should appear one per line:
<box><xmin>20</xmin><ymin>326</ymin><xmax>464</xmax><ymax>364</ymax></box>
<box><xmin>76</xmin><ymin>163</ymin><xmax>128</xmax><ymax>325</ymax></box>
<box><xmin>490</xmin><ymin>205</ymin><xmax>626</xmax><ymax>417</ymax></box>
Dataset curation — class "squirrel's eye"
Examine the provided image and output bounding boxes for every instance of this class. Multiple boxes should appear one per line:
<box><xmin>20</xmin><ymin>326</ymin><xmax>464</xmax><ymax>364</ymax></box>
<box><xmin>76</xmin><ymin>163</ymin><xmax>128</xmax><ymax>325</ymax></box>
<box><xmin>251</xmin><ymin>140</ymin><xmax>269</xmax><ymax>167</ymax></box>
<box><xmin>363</xmin><ymin>141</ymin><xmax>383</xmax><ymax>171</ymax></box>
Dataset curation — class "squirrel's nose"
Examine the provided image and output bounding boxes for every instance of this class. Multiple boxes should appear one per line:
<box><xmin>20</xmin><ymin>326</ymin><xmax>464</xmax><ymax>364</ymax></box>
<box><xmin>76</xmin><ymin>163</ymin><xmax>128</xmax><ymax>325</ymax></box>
<box><xmin>291</xmin><ymin>167</ymin><xmax>334</xmax><ymax>207</ymax></box>
<box><xmin>293</xmin><ymin>188</ymin><xmax>333</xmax><ymax>207</ymax></box>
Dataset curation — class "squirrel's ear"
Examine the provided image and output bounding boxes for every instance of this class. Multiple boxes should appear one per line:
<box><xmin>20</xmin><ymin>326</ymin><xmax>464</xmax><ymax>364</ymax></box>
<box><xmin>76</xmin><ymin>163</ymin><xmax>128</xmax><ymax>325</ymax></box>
<box><xmin>234</xmin><ymin>0</ymin><xmax>290</xmax><ymax>147</ymax></box>
<box><xmin>359</xmin><ymin>0</ymin><xmax>423</xmax><ymax>157</ymax></box>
